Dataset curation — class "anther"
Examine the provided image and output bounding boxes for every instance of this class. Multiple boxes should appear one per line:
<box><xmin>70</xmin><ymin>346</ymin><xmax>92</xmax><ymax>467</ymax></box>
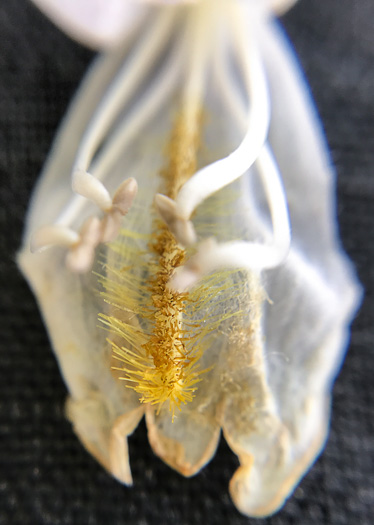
<box><xmin>154</xmin><ymin>193</ymin><xmax>196</xmax><ymax>247</ymax></box>
<box><xmin>31</xmin><ymin>177</ymin><xmax>138</xmax><ymax>272</ymax></box>
<box><xmin>72</xmin><ymin>170</ymin><xmax>113</xmax><ymax>212</ymax></box>
<box><xmin>65</xmin><ymin>216</ymin><xmax>102</xmax><ymax>273</ymax></box>
<box><xmin>101</xmin><ymin>177</ymin><xmax>138</xmax><ymax>242</ymax></box>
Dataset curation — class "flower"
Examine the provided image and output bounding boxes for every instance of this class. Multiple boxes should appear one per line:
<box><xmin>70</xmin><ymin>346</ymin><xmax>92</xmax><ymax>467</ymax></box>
<box><xmin>18</xmin><ymin>0</ymin><xmax>361</xmax><ymax>517</ymax></box>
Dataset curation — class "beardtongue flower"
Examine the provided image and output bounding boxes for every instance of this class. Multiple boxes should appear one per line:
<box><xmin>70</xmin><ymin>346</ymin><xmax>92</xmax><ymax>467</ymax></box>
<box><xmin>18</xmin><ymin>0</ymin><xmax>361</xmax><ymax>517</ymax></box>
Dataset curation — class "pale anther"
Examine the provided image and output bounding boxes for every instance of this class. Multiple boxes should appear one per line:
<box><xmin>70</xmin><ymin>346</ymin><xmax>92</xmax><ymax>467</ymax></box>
<box><xmin>32</xmin><ymin>177</ymin><xmax>138</xmax><ymax>271</ymax></box>
<box><xmin>72</xmin><ymin>170</ymin><xmax>113</xmax><ymax>212</ymax></box>
<box><xmin>154</xmin><ymin>193</ymin><xmax>197</xmax><ymax>246</ymax></box>
<box><xmin>31</xmin><ymin>225</ymin><xmax>80</xmax><ymax>253</ymax></box>
<box><xmin>101</xmin><ymin>177</ymin><xmax>138</xmax><ymax>243</ymax></box>
<box><xmin>169</xmin><ymin>144</ymin><xmax>291</xmax><ymax>291</ymax></box>
<box><xmin>65</xmin><ymin>216</ymin><xmax>102</xmax><ymax>273</ymax></box>
<box><xmin>112</xmin><ymin>177</ymin><xmax>138</xmax><ymax>215</ymax></box>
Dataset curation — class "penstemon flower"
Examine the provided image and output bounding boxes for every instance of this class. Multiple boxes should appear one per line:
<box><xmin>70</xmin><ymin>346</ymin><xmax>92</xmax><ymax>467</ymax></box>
<box><xmin>18</xmin><ymin>0</ymin><xmax>361</xmax><ymax>517</ymax></box>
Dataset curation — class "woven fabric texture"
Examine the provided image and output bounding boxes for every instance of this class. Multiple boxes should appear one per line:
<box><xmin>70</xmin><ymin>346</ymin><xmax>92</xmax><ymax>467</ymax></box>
<box><xmin>0</xmin><ymin>0</ymin><xmax>373</xmax><ymax>524</ymax></box>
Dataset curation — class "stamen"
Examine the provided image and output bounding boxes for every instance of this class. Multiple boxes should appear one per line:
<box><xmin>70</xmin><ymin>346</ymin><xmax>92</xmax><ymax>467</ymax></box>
<box><xmin>169</xmin><ymin>145</ymin><xmax>290</xmax><ymax>292</ymax></box>
<box><xmin>154</xmin><ymin>194</ymin><xmax>196</xmax><ymax>246</ymax></box>
<box><xmin>32</xmin><ymin>175</ymin><xmax>138</xmax><ymax>271</ymax></box>
<box><xmin>32</xmin><ymin>13</ymin><xmax>178</xmax><ymax>268</ymax></box>
<box><xmin>31</xmin><ymin>216</ymin><xmax>103</xmax><ymax>273</ymax></box>
<box><xmin>164</xmin><ymin>5</ymin><xmax>290</xmax><ymax>289</ymax></box>
<box><xmin>66</xmin><ymin>11</ymin><xmax>173</xmax><ymax>239</ymax></box>
<box><xmin>56</xmin><ymin>20</ymin><xmax>185</xmax><ymax>228</ymax></box>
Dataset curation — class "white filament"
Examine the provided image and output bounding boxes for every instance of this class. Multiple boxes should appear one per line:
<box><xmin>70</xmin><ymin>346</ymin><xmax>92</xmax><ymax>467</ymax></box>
<box><xmin>214</xmin><ymin>34</ymin><xmax>291</xmax><ymax>261</ymax></box>
<box><xmin>72</xmin><ymin>10</ymin><xmax>175</xmax><ymax>176</ymax></box>
<box><xmin>92</xmin><ymin>35</ymin><xmax>186</xmax><ymax>181</ymax></box>
<box><xmin>56</xmin><ymin>33</ymin><xmax>185</xmax><ymax>227</ymax></box>
<box><xmin>200</xmin><ymin>144</ymin><xmax>290</xmax><ymax>272</ymax></box>
<box><xmin>56</xmin><ymin>12</ymin><xmax>186</xmax><ymax>225</ymax></box>
<box><xmin>175</xmin><ymin>9</ymin><xmax>270</xmax><ymax>220</ymax></box>
<box><xmin>62</xmin><ymin>11</ymin><xmax>175</xmax><ymax>226</ymax></box>
<box><xmin>169</xmin><ymin>5</ymin><xmax>291</xmax><ymax>289</ymax></box>
<box><xmin>180</xmin><ymin>0</ymin><xmax>216</xmax><ymax>126</ymax></box>
<box><xmin>170</xmin><ymin>144</ymin><xmax>291</xmax><ymax>291</ymax></box>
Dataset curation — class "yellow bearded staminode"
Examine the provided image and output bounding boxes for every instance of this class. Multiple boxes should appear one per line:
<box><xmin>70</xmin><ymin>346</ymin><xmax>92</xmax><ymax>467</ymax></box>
<box><xmin>98</xmin><ymin>106</ymin><xmax>241</xmax><ymax>418</ymax></box>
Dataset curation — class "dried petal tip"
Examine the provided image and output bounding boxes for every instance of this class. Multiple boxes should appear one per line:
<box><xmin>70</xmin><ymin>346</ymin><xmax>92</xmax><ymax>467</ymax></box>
<box><xmin>154</xmin><ymin>193</ymin><xmax>196</xmax><ymax>246</ymax></box>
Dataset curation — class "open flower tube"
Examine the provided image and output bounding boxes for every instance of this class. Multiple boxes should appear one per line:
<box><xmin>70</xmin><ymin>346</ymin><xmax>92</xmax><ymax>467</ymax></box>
<box><xmin>18</xmin><ymin>0</ymin><xmax>361</xmax><ymax>517</ymax></box>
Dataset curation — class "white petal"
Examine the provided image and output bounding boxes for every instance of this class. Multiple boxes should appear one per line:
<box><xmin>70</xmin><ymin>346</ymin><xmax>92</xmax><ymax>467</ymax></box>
<box><xmin>31</xmin><ymin>0</ymin><xmax>147</xmax><ymax>49</ymax></box>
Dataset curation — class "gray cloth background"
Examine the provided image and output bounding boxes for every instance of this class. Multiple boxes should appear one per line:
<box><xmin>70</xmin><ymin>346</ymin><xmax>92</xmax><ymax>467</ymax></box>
<box><xmin>0</xmin><ymin>0</ymin><xmax>373</xmax><ymax>523</ymax></box>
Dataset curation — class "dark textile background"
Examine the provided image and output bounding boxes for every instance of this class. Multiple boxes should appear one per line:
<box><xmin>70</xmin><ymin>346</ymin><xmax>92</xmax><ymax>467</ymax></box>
<box><xmin>0</xmin><ymin>0</ymin><xmax>373</xmax><ymax>524</ymax></box>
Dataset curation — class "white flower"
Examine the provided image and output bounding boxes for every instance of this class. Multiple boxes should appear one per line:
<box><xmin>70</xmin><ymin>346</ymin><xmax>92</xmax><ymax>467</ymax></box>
<box><xmin>18</xmin><ymin>0</ymin><xmax>360</xmax><ymax>518</ymax></box>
